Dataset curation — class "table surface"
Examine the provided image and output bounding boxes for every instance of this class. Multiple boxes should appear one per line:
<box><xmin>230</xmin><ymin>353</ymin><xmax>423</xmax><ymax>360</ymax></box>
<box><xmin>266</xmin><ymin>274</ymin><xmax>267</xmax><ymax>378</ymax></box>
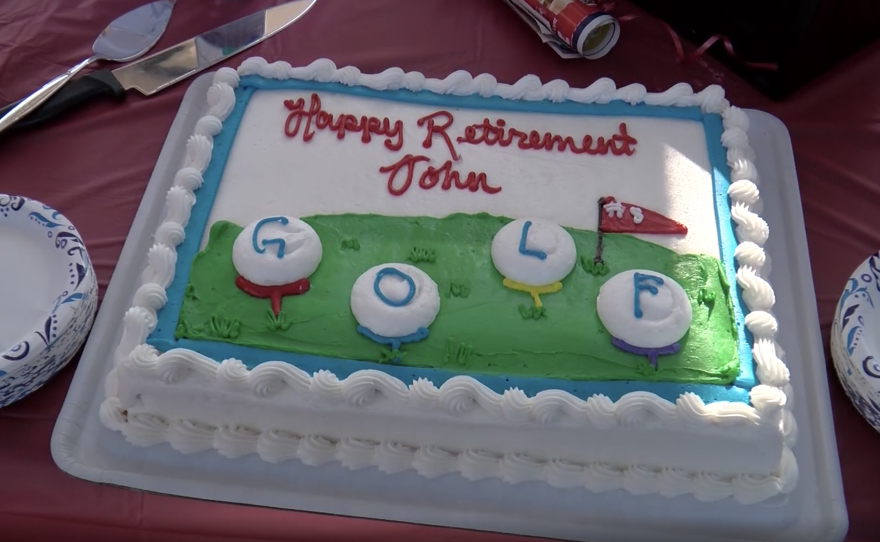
<box><xmin>1</xmin><ymin>1</ymin><xmax>878</xmax><ymax>541</ymax></box>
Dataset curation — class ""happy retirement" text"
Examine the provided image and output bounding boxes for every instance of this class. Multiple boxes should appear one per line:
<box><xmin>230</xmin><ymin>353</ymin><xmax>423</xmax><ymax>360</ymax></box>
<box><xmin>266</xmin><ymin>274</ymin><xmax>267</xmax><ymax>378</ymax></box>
<box><xmin>282</xmin><ymin>93</ymin><xmax>638</xmax><ymax>196</ymax></box>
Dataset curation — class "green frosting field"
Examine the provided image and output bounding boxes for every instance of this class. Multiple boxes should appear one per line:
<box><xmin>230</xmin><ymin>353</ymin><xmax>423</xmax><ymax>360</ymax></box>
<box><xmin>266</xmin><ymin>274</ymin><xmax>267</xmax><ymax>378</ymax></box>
<box><xmin>176</xmin><ymin>214</ymin><xmax>739</xmax><ymax>383</ymax></box>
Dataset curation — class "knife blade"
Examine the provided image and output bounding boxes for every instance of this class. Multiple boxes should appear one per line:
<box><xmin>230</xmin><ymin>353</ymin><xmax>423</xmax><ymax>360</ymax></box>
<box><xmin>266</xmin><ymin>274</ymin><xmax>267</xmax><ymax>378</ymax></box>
<box><xmin>0</xmin><ymin>0</ymin><xmax>316</xmax><ymax>133</ymax></box>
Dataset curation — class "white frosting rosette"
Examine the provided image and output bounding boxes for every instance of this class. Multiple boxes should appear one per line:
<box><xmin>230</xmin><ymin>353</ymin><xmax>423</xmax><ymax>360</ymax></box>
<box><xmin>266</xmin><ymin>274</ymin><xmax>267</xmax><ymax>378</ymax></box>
<box><xmin>596</xmin><ymin>269</ymin><xmax>692</xmax><ymax>349</ymax></box>
<box><xmin>350</xmin><ymin>263</ymin><xmax>440</xmax><ymax>340</ymax></box>
<box><xmin>232</xmin><ymin>216</ymin><xmax>322</xmax><ymax>286</ymax></box>
<box><xmin>491</xmin><ymin>218</ymin><xmax>577</xmax><ymax>287</ymax></box>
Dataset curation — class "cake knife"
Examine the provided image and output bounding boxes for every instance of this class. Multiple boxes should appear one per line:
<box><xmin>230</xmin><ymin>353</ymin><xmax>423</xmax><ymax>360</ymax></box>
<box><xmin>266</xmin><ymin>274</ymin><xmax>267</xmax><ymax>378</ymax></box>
<box><xmin>0</xmin><ymin>0</ymin><xmax>317</xmax><ymax>134</ymax></box>
<box><xmin>0</xmin><ymin>0</ymin><xmax>176</xmax><ymax>136</ymax></box>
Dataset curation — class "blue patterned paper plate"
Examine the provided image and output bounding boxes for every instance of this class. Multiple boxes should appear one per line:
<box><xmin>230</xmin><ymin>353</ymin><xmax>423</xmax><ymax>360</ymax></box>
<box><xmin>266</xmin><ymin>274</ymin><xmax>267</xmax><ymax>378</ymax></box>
<box><xmin>831</xmin><ymin>251</ymin><xmax>880</xmax><ymax>433</ymax></box>
<box><xmin>0</xmin><ymin>195</ymin><xmax>97</xmax><ymax>408</ymax></box>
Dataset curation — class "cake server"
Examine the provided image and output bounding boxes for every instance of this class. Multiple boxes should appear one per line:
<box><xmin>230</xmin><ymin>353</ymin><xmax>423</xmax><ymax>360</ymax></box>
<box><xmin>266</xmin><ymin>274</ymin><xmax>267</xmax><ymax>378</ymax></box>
<box><xmin>0</xmin><ymin>0</ymin><xmax>176</xmax><ymax>135</ymax></box>
<box><xmin>0</xmin><ymin>0</ymin><xmax>317</xmax><ymax>134</ymax></box>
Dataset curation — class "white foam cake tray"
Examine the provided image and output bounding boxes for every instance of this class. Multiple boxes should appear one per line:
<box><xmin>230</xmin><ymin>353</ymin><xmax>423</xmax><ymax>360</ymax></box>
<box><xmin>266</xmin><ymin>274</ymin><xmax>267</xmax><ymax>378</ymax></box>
<box><xmin>50</xmin><ymin>73</ymin><xmax>848</xmax><ymax>542</ymax></box>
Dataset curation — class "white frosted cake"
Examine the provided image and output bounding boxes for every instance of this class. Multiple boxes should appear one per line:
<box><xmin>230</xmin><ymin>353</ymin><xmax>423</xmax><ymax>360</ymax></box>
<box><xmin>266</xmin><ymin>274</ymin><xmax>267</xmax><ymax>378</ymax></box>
<box><xmin>101</xmin><ymin>58</ymin><xmax>797</xmax><ymax>504</ymax></box>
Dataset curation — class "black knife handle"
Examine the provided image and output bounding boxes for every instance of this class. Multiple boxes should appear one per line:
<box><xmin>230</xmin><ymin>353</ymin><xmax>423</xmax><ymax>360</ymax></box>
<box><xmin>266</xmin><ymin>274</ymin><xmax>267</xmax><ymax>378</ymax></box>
<box><xmin>0</xmin><ymin>69</ymin><xmax>126</xmax><ymax>133</ymax></box>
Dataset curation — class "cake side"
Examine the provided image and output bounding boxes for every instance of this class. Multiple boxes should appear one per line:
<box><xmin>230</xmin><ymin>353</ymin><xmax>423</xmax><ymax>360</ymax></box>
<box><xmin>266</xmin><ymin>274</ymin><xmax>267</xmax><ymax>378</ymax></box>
<box><xmin>105</xmin><ymin>353</ymin><xmax>794</xmax><ymax>502</ymax></box>
<box><xmin>100</xmin><ymin>59</ymin><xmax>797</xmax><ymax>504</ymax></box>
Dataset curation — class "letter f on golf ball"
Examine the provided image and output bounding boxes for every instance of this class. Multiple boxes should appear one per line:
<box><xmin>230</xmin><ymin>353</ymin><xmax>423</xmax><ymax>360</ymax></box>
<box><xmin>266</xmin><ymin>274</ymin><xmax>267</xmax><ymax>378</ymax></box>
<box><xmin>596</xmin><ymin>269</ymin><xmax>692</xmax><ymax>349</ymax></box>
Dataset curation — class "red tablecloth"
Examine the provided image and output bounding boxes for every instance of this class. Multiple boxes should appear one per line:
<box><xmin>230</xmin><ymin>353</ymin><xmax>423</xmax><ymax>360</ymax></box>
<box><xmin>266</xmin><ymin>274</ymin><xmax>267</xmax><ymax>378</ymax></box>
<box><xmin>1</xmin><ymin>1</ymin><xmax>878</xmax><ymax>541</ymax></box>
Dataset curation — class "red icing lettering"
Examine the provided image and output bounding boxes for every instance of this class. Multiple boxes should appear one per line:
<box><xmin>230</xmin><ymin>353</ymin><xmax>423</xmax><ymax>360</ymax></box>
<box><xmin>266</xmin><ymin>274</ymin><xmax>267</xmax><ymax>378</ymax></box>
<box><xmin>283</xmin><ymin>97</ymin><xmax>314</xmax><ymax>141</ymax></box>
<box><xmin>380</xmin><ymin>155</ymin><xmax>500</xmax><ymax>197</ymax></box>
<box><xmin>457</xmin><ymin>119</ymin><xmax>637</xmax><ymax>156</ymax></box>
<box><xmin>380</xmin><ymin>154</ymin><xmax>431</xmax><ymax>196</ymax></box>
<box><xmin>417</xmin><ymin>111</ymin><xmax>461</xmax><ymax>161</ymax></box>
<box><xmin>609</xmin><ymin>123</ymin><xmax>637</xmax><ymax>156</ymax></box>
<box><xmin>283</xmin><ymin>98</ymin><xmax>639</xmax><ymax>199</ymax></box>
<box><xmin>422</xmin><ymin>160</ymin><xmax>501</xmax><ymax>193</ymax></box>
<box><xmin>283</xmin><ymin>93</ymin><xmax>404</xmax><ymax>151</ymax></box>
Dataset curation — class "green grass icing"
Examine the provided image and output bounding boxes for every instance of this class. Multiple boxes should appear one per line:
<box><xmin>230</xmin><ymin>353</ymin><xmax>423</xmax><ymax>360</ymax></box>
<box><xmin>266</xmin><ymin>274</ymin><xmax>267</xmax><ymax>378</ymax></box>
<box><xmin>177</xmin><ymin>214</ymin><xmax>739</xmax><ymax>384</ymax></box>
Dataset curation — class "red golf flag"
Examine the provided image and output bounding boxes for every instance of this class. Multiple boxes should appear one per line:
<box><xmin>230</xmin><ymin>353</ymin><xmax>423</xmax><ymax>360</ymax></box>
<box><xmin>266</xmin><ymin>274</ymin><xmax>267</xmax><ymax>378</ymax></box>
<box><xmin>598</xmin><ymin>196</ymin><xmax>688</xmax><ymax>235</ymax></box>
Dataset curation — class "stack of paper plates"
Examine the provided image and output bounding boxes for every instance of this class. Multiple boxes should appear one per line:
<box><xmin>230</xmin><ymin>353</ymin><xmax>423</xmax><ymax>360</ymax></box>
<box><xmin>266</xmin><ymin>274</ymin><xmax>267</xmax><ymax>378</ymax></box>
<box><xmin>0</xmin><ymin>195</ymin><xmax>97</xmax><ymax>408</ymax></box>
<box><xmin>830</xmin><ymin>251</ymin><xmax>880</xmax><ymax>432</ymax></box>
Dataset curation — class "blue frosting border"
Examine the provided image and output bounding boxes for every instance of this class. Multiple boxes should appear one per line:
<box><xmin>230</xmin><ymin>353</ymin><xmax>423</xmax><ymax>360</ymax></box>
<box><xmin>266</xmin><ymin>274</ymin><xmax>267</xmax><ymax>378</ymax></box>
<box><xmin>148</xmin><ymin>76</ymin><xmax>756</xmax><ymax>405</ymax></box>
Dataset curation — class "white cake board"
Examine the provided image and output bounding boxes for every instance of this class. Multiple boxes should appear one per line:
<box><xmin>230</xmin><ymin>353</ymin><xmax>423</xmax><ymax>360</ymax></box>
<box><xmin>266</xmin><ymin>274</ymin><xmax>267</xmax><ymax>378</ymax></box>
<box><xmin>50</xmin><ymin>73</ymin><xmax>848</xmax><ymax>542</ymax></box>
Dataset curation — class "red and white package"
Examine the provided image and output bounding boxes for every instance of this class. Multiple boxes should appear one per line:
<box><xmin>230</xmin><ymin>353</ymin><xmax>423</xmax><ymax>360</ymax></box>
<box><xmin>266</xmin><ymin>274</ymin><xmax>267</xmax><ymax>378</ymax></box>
<box><xmin>505</xmin><ymin>0</ymin><xmax>620</xmax><ymax>59</ymax></box>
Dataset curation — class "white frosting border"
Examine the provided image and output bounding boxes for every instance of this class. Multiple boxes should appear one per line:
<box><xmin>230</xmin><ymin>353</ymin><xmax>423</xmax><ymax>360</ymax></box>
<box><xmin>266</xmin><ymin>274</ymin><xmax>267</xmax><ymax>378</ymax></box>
<box><xmin>101</xmin><ymin>58</ymin><xmax>797</xmax><ymax>504</ymax></box>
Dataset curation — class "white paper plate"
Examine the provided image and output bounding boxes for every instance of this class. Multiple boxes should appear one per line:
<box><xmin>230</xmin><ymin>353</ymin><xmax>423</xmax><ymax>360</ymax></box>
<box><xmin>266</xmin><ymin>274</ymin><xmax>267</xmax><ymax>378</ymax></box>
<box><xmin>831</xmin><ymin>252</ymin><xmax>880</xmax><ymax>432</ymax></box>
<box><xmin>0</xmin><ymin>195</ymin><xmax>98</xmax><ymax>408</ymax></box>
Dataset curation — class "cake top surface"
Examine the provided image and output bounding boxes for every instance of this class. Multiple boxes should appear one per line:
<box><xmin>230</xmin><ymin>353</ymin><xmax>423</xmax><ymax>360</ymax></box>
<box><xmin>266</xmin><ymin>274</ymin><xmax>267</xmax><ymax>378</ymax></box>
<box><xmin>132</xmin><ymin>57</ymin><xmax>776</xmax><ymax>407</ymax></box>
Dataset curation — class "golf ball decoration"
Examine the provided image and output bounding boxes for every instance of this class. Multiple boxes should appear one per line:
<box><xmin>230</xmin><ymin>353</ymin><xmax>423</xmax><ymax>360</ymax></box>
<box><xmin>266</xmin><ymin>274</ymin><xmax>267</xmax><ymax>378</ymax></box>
<box><xmin>231</xmin><ymin>216</ymin><xmax>323</xmax><ymax>315</ymax></box>
<box><xmin>596</xmin><ymin>269</ymin><xmax>692</xmax><ymax>369</ymax></box>
<box><xmin>491</xmin><ymin>218</ymin><xmax>577</xmax><ymax>307</ymax></box>
<box><xmin>350</xmin><ymin>263</ymin><xmax>440</xmax><ymax>359</ymax></box>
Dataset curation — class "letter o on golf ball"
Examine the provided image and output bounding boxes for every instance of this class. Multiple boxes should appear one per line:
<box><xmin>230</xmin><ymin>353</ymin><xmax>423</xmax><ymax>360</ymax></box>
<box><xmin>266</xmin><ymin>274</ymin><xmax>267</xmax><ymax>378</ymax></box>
<box><xmin>232</xmin><ymin>216</ymin><xmax>323</xmax><ymax>286</ymax></box>
<box><xmin>350</xmin><ymin>263</ymin><xmax>440</xmax><ymax>338</ymax></box>
<box><xmin>596</xmin><ymin>269</ymin><xmax>692</xmax><ymax>349</ymax></box>
<box><xmin>491</xmin><ymin>218</ymin><xmax>577</xmax><ymax>286</ymax></box>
